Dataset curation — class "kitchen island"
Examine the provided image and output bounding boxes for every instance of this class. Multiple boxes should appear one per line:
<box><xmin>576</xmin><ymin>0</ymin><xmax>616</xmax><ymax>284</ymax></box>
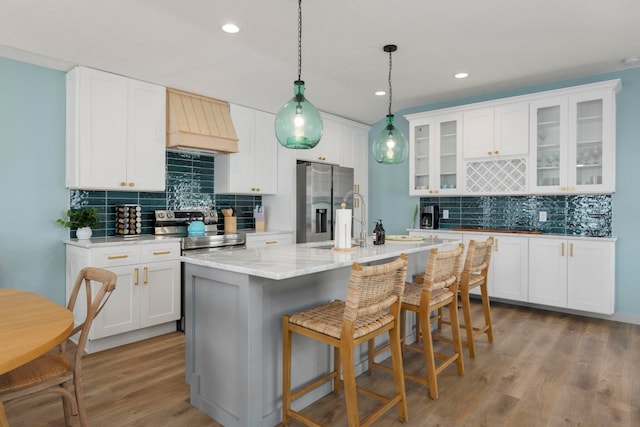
<box><xmin>182</xmin><ymin>237</ymin><xmax>459</xmax><ymax>427</ymax></box>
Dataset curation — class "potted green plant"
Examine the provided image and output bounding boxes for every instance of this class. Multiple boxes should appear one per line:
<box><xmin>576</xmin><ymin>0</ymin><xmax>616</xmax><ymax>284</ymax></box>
<box><xmin>57</xmin><ymin>208</ymin><xmax>101</xmax><ymax>239</ymax></box>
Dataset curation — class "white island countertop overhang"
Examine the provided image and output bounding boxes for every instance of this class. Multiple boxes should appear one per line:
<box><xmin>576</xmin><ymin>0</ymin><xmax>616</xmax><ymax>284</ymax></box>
<box><xmin>181</xmin><ymin>237</ymin><xmax>460</xmax><ymax>427</ymax></box>
<box><xmin>181</xmin><ymin>237</ymin><xmax>459</xmax><ymax>280</ymax></box>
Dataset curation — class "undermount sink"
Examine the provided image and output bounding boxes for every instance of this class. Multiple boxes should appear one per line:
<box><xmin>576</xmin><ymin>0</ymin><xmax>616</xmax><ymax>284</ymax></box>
<box><xmin>312</xmin><ymin>242</ymin><xmax>362</xmax><ymax>250</ymax></box>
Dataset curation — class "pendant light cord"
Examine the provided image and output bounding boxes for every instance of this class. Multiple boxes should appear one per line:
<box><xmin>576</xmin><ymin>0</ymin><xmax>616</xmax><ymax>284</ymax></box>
<box><xmin>387</xmin><ymin>49</ymin><xmax>393</xmax><ymax>116</ymax></box>
<box><xmin>297</xmin><ymin>0</ymin><xmax>302</xmax><ymax>81</ymax></box>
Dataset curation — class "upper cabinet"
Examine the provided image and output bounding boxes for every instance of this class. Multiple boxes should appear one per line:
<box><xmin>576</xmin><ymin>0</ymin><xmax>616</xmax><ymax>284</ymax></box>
<box><xmin>406</xmin><ymin>112</ymin><xmax>463</xmax><ymax>196</ymax></box>
<box><xmin>529</xmin><ymin>82</ymin><xmax>618</xmax><ymax>194</ymax></box>
<box><xmin>66</xmin><ymin>66</ymin><xmax>166</xmax><ymax>191</ymax></box>
<box><xmin>463</xmin><ymin>102</ymin><xmax>529</xmax><ymax>159</ymax></box>
<box><xmin>296</xmin><ymin>113</ymin><xmax>343</xmax><ymax>165</ymax></box>
<box><xmin>406</xmin><ymin>79</ymin><xmax>619</xmax><ymax>197</ymax></box>
<box><xmin>215</xmin><ymin>104</ymin><xmax>278</xmax><ymax>195</ymax></box>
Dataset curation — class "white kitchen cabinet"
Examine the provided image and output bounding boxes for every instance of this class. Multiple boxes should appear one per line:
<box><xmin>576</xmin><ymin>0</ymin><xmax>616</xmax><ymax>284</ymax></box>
<box><xmin>215</xmin><ymin>104</ymin><xmax>277</xmax><ymax>194</ymax></box>
<box><xmin>529</xmin><ymin>81</ymin><xmax>619</xmax><ymax>194</ymax></box>
<box><xmin>296</xmin><ymin>113</ymin><xmax>343</xmax><ymax>165</ymax></box>
<box><xmin>529</xmin><ymin>237</ymin><xmax>615</xmax><ymax>314</ymax></box>
<box><xmin>463</xmin><ymin>103</ymin><xmax>529</xmax><ymax>159</ymax></box>
<box><xmin>487</xmin><ymin>234</ymin><xmax>528</xmax><ymax>301</ymax></box>
<box><xmin>245</xmin><ymin>231</ymin><xmax>294</xmax><ymax>249</ymax></box>
<box><xmin>65</xmin><ymin>240</ymin><xmax>181</xmax><ymax>352</ymax></box>
<box><xmin>66</xmin><ymin>66</ymin><xmax>166</xmax><ymax>191</ymax></box>
<box><xmin>406</xmin><ymin>112</ymin><xmax>463</xmax><ymax>196</ymax></box>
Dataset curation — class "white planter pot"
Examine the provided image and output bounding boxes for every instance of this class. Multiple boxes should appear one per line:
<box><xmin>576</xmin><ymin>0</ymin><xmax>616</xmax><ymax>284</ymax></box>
<box><xmin>76</xmin><ymin>227</ymin><xmax>93</xmax><ymax>240</ymax></box>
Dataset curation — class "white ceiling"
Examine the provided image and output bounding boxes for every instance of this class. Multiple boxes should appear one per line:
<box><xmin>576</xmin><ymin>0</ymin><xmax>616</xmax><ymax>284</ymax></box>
<box><xmin>1</xmin><ymin>0</ymin><xmax>639</xmax><ymax>125</ymax></box>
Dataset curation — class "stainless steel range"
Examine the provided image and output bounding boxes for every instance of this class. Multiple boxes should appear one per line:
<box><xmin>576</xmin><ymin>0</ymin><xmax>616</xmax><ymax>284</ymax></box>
<box><xmin>153</xmin><ymin>209</ymin><xmax>246</xmax><ymax>331</ymax></box>
<box><xmin>153</xmin><ymin>209</ymin><xmax>246</xmax><ymax>254</ymax></box>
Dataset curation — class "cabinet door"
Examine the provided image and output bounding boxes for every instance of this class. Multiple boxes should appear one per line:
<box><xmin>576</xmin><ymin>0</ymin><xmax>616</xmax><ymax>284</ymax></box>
<box><xmin>463</xmin><ymin>108</ymin><xmax>494</xmax><ymax>158</ymax></box>
<box><xmin>297</xmin><ymin>115</ymin><xmax>342</xmax><ymax>164</ymax></box>
<box><xmin>436</xmin><ymin>115</ymin><xmax>463</xmax><ymax>194</ymax></box>
<box><xmin>567</xmin><ymin>240</ymin><xmax>614</xmax><ymax>314</ymax></box>
<box><xmin>218</xmin><ymin>104</ymin><xmax>255</xmax><ymax>193</ymax></box>
<box><xmin>409</xmin><ymin>119</ymin><xmax>434</xmax><ymax>195</ymax></box>
<box><xmin>528</xmin><ymin>237</ymin><xmax>567</xmax><ymax>307</ymax></box>
<box><xmin>253</xmin><ymin>110</ymin><xmax>278</xmax><ymax>194</ymax></box>
<box><xmin>91</xmin><ymin>265</ymin><xmax>140</xmax><ymax>339</ymax></box>
<box><xmin>126</xmin><ymin>79</ymin><xmax>166</xmax><ymax>191</ymax></box>
<box><xmin>568</xmin><ymin>90</ymin><xmax>615</xmax><ymax>193</ymax></box>
<box><xmin>495</xmin><ymin>102</ymin><xmax>529</xmax><ymax>156</ymax></box>
<box><xmin>140</xmin><ymin>260</ymin><xmax>181</xmax><ymax>328</ymax></box>
<box><xmin>529</xmin><ymin>97</ymin><xmax>569</xmax><ymax>194</ymax></box>
<box><xmin>491</xmin><ymin>235</ymin><xmax>528</xmax><ymax>301</ymax></box>
<box><xmin>74</xmin><ymin>67</ymin><xmax>129</xmax><ymax>189</ymax></box>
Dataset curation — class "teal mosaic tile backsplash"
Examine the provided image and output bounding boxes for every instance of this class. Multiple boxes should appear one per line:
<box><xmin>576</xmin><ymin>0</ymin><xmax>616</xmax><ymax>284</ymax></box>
<box><xmin>420</xmin><ymin>194</ymin><xmax>612</xmax><ymax>237</ymax></box>
<box><xmin>67</xmin><ymin>151</ymin><xmax>262</xmax><ymax>238</ymax></box>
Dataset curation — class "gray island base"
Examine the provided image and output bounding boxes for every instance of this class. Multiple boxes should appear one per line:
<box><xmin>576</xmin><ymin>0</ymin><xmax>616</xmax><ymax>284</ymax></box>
<box><xmin>183</xmin><ymin>238</ymin><xmax>459</xmax><ymax>427</ymax></box>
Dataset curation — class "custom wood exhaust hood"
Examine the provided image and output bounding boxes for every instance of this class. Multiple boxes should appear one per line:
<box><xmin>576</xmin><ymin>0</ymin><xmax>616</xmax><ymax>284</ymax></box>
<box><xmin>166</xmin><ymin>88</ymin><xmax>238</xmax><ymax>153</ymax></box>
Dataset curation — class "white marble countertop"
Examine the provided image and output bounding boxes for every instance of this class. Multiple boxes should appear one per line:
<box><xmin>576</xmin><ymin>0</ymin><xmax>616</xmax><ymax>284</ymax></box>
<box><xmin>181</xmin><ymin>237</ymin><xmax>459</xmax><ymax>280</ymax></box>
<box><xmin>407</xmin><ymin>228</ymin><xmax>617</xmax><ymax>242</ymax></box>
<box><xmin>63</xmin><ymin>235</ymin><xmax>181</xmax><ymax>248</ymax></box>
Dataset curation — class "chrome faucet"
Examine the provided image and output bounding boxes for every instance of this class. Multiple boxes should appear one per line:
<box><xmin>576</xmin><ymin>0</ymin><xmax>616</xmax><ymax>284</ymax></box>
<box><xmin>341</xmin><ymin>190</ymin><xmax>367</xmax><ymax>247</ymax></box>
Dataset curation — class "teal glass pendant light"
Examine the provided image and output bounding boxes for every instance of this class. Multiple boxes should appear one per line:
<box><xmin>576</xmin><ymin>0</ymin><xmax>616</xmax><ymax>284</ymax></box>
<box><xmin>373</xmin><ymin>44</ymin><xmax>408</xmax><ymax>164</ymax></box>
<box><xmin>275</xmin><ymin>0</ymin><xmax>323</xmax><ymax>149</ymax></box>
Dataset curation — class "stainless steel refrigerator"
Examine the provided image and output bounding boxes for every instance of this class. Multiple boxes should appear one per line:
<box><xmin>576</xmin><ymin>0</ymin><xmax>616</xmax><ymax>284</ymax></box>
<box><xmin>296</xmin><ymin>161</ymin><xmax>354</xmax><ymax>243</ymax></box>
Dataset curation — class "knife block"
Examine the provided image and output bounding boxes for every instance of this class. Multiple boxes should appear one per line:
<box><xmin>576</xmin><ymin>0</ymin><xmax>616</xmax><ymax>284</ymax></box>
<box><xmin>224</xmin><ymin>216</ymin><xmax>237</xmax><ymax>233</ymax></box>
<box><xmin>255</xmin><ymin>217</ymin><xmax>266</xmax><ymax>231</ymax></box>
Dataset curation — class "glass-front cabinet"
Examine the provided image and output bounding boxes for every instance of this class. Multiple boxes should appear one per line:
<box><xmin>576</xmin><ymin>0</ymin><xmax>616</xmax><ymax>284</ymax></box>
<box><xmin>529</xmin><ymin>84</ymin><xmax>617</xmax><ymax>194</ymax></box>
<box><xmin>406</xmin><ymin>112</ymin><xmax>462</xmax><ymax>196</ymax></box>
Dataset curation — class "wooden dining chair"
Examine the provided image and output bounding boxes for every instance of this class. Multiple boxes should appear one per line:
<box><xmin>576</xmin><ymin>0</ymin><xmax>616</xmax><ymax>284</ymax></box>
<box><xmin>282</xmin><ymin>254</ymin><xmax>409</xmax><ymax>427</ymax></box>
<box><xmin>368</xmin><ymin>244</ymin><xmax>465</xmax><ymax>400</ymax></box>
<box><xmin>0</xmin><ymin>267</ymin><xmax>117</xmax><ymax>427</ymax></box>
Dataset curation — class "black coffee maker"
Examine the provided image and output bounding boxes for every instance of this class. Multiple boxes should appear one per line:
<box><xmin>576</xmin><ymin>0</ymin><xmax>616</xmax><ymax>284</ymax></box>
<box><xmin>420</xmin><ymin>206</ymin><xmax>439</xmax><ymax>229</ymax></box>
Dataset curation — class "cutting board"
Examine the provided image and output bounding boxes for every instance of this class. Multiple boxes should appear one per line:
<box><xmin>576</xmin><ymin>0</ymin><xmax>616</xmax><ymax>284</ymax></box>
<box><xmin>452</xmin><ymin>228</ymin><xmax>543</xmax><ymax>235</ymax></box>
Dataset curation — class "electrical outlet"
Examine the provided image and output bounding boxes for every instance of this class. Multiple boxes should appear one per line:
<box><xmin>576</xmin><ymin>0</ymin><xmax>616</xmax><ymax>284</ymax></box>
<box><xmin>539</xmin><ymin>211</ymin><xmax>547</xmax><ymax>222</ymax></box>
<box><xmin>443</xmin><ymin>209</ymin><xmax>449</xmax><ymax>219</ymax></box>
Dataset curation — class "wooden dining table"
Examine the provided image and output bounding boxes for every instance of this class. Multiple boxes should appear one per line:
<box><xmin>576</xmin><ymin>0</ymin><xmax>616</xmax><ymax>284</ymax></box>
<box><xmin>0</xmin><ymin>288</ymin><xmax>73</xmax><ymax>427</ymax></box>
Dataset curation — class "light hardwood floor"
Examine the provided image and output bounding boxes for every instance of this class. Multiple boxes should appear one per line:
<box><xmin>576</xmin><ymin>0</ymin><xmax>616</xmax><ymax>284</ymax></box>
<box><xmin>4</xmin><ymin>301</ymin><xmax>640</xmax><ymax>426</ymax></box>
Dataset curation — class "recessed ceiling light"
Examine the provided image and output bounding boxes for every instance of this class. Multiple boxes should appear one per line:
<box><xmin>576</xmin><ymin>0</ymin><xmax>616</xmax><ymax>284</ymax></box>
<box><xmin>622</xmin><ymin>56</ymin><xmax>640</xmax><ymax>66</ymax></box>
<box><xmin>375</xmin><ymin>90</ymin><xmax>386</xmax><ymax>96</ymax></box>
<box><xmin>454</xmin><ymin>72</ymin><xmax>469</xmax><ymax>79</ymax></box>
<box><xmin>222</xmin><ymin>23</ymin><xmax>240</xmax><ymax>34</ymax></box>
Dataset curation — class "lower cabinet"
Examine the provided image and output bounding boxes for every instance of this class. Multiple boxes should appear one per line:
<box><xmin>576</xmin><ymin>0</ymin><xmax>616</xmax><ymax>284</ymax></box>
<box><xmin>65</xmin><ymin>240</ymin><xmax>181</xmax><ymax>352</ymax></box>
<box><xmin>529</xmin><ymin>237</ymin><xmax>615</xmax><ymax>314</ymax></box>
<box><xmin>245</xmin><ymin>231</ymin><xmax>294</xmax><ymax>249</ymax></box>
<box><xmin>409</xmin><ymin>229</ymin><xmax>615</xmax><ymax>315</ymax></box>
<box><xmin>462</xmin><ymin>233</ymin><xmax>528</xmax><ymax>300</ymax></box>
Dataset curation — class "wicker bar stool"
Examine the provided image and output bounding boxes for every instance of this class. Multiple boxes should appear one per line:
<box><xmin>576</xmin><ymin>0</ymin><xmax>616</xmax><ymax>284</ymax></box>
<box><xmin>368</xmin><ymin>244</ymin><xmax>465</xmax><ymax>400</ymax></box>
<box><xmin>456</xmin><ymin>236</ymin><xmax>494</xmax><ymax>358</ymax></box>
<box><xmin>0</xmin><ymin>267</ymin><xmax>117</xmax><ymax>427</ymax></box>
<box><xmin>282</xmin><ymin>254</ymin><xmax>409</xmax><ymax>427</ymax></box>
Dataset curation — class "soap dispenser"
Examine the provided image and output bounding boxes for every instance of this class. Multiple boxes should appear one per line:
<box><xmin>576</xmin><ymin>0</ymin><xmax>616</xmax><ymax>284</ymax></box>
<box><xmin>378</xmin><ymin>219</ymin><xmax>386</xmax><ymax>244</ymax></box>
<box><xmin>373</xmin><ymin>221</ymin><xmax>382</xmax><ymax>245</ymax></box>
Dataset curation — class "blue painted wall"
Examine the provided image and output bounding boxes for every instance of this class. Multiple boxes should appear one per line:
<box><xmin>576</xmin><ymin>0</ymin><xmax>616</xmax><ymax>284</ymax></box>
<box><xmin>0</xmin><ymin>57</ymin><xmax>67</xmax><ymax>305</ymax></box>
<box><xmin>368</xmin><ymin>67</ymin><xmax>640</xmax><ymax>320</ymax></box>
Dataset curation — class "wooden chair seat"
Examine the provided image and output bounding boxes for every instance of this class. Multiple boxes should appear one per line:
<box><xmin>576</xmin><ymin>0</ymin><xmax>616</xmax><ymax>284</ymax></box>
<box><xmin>0</xmin><ymin>267</ymin><xmax>117</xmax><ymax>427</ymax></box>
<box><xmin>368</xmin><ymin>244</ymin><xmax>466</xmax><ymax>400</ymax></box>
<box><xmin>282</xmin><ymin>254</ymin><xmax>409</xmax><ymax>427</ymax></box>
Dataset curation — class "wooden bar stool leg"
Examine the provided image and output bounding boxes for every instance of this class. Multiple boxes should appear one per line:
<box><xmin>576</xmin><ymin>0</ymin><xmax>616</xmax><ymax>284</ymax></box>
<box><xmin>420</xmin><ymin>307</ymin><xmax>439</xmax><ymax>400</ymax></box>
<box><xmin>389</xmin><ymin>325</ymin><xmax>408</xmax><ymax>422</ymax></box>
<box><xmin>340</xmin><ymin>340</ymin><xmax>359</xmax><ymax>427</ymax></box>
<box><xmin>481</xmin><ymin>283</ymin><xmax>494</xmax><ymax>342</ymax></box>
<box><xmin>460</xmin><ymin>285</ymin><xmax>476</xmax><ymax>358</ymax></box>
<box><xmin>0</xmin><ymin>403</ymin><xmax>9</xmax><ymax>427</ymax></box>
<box><xmin>448</xmin><ymin>293</ymin><xmax>465</xmax><ymax>375</ymax></box>
<box><xmin>282</xmin><ymin>316</ymin><xmax>292</xmax><ymax>426</ymax></box>
<box><xmin>333</xmin><ymin>346</ymin><xmax>341</xmax><ymax>394</ymax></box>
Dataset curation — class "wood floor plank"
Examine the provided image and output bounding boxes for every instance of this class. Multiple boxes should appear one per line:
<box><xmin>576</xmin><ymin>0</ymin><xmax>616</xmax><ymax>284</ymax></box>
<box><xmin>4</xmin><ymin>301</ymin><xmax>640</xmax><ymax>426</ymax></box>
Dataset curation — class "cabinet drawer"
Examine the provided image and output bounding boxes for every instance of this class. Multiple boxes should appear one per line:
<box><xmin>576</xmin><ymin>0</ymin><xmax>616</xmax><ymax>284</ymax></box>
<box><xmin>140</xmin><ymin>242</ymin><xmax>181</xmax><ymax>263</ymax></box>
<box><xmin>245</xmin><ymin>233</ymin><xmax>294</xmax><ymax>249</ymax></box>
<box><xmin>92</xmin><ymin>246</ymin><xmax>141</xmax><ymax>267</ymax></box>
